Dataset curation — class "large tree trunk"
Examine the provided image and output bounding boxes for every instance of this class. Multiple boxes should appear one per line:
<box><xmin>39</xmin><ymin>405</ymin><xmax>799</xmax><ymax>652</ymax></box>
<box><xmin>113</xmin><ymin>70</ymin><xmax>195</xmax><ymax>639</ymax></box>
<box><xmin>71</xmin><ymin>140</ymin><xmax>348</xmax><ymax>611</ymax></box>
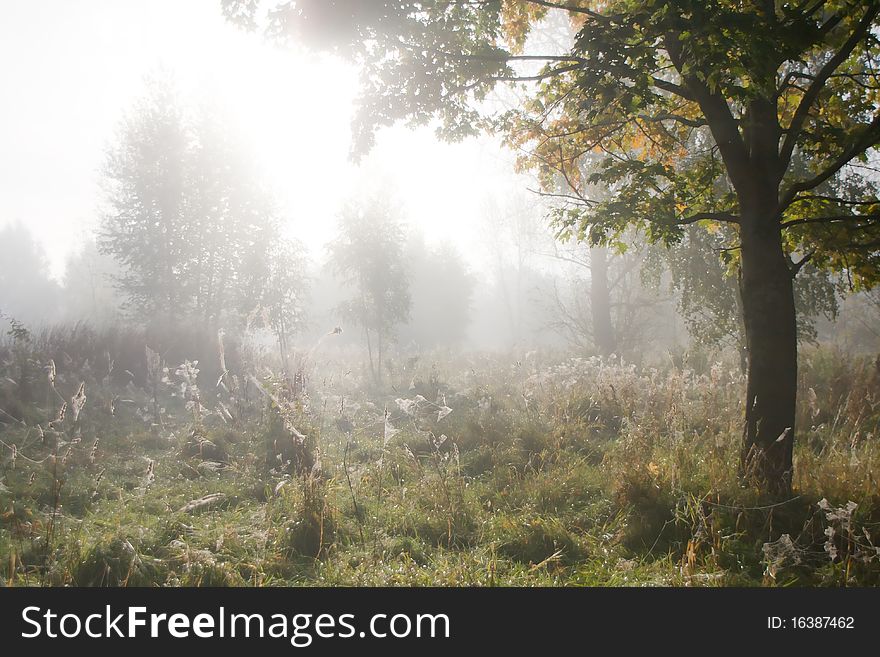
<box><xmin>738</xmin><ymin>217</ymin><xmax>798</xmax><ymax>496</ymax></box>
<box><xmin>678</xmin><ymin>60</ymin><xmax>797</xmax><ymax>496</ymax></box>
<box><xmin>590</xmin><ymin>246</ymin><xmax>617</xmax><ymax>357</ymax></box>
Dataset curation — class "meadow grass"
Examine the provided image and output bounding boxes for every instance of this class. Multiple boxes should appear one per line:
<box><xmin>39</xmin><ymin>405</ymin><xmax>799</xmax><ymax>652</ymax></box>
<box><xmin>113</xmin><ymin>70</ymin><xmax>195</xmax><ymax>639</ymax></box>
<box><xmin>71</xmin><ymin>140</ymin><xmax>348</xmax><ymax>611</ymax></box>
<box><xmin>1</xmin><ymin>330</ymin><xmax>878</xmax><ymax>586</ymax></box>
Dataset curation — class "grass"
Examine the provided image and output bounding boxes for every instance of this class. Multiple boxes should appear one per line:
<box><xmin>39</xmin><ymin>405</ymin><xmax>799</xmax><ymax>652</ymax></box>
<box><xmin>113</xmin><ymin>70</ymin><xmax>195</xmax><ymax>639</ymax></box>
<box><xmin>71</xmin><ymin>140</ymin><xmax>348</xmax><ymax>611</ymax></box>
<box><xmin>1</xmin><ymin>326</ymin><xmax>879</xmax><ymax>586</ymax></box>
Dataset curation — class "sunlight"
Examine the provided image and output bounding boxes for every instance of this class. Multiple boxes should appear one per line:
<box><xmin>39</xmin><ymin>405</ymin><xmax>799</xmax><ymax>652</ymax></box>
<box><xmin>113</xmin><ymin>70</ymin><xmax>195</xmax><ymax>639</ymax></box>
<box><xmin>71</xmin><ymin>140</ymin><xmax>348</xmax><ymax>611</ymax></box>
<box><xmin>0</xmin><ymin>0</ymin><xmax>526</xmax><ymax>276</ymax></box>
<box><xmin>1</xmin><ymin>0</ymin><xmax>878</xmax><ymax>603</ymax></box>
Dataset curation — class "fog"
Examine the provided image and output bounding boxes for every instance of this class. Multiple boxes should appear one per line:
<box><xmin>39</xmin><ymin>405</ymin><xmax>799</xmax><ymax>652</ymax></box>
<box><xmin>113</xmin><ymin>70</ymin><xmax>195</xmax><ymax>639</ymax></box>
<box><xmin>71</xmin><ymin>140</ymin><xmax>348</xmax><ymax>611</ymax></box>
<box><xmin>0</xmin><ymin>1</ymin><xmax>520</xmax><ymax>282</ymax></box>
<box><xmin>3</xmin><ymin>1</ymin><xmax>875</xmax><ymax>358</ymax></box>
<box><xmin>1</xmin><ymin>1</ymin><xmax>573</xmax><ymax>352</ymax></box>
<box><xmin>1</xmin><ymin>1</ymin><xmax>880</xmax><ymax>592</ymax></box>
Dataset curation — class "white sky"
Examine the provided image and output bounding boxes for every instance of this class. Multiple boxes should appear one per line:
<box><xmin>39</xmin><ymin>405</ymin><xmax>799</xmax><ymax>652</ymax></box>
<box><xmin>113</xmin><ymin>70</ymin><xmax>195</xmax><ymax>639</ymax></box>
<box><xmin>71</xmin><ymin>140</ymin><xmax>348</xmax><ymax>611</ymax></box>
<box><xmin>0</xmin><ymin>0</ymin><xmax>535</xmax><ymax>280</ymax></box>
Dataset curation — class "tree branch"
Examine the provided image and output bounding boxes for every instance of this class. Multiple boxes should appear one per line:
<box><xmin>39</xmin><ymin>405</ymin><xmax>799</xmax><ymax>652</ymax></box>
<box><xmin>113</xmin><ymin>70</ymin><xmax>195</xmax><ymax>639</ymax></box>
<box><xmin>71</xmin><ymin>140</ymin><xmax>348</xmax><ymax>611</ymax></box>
<box><xmin>798</xmin><ymin>0</ymin><xmax>828</xmax><ymax>20</ymax></box>
<box><xmin>778</xmin><ymin>3</ymin><xmax>880</xmax><ymax>172</ymax></box>
<box><xmin>780</xmin><ymin>213</ymin><xmax>880</xmax><ymax>228</ymax></box>
<box><xmin>663</xmin><ymin>33</ymin><xmax>750</xmax><ymax>189</ymax></box>
<box><xmin>424</xmin><ymin>48</ymin><xmax>587</xmax><ymax>64</ymax></box>
<box><xmin>779</xmin><ymin>112</ymin><xmax>880</xmax><ymax>212</ymax></box>
<box><xmin>637</xmin><ymin>112</ymin><xmax>706</xmax><ymax>128</ymax></box>
<box><xmin>680</xmin><ymin>212</ymin><xmax>740</xmax><ymax>225</ymax></box>
<box><xmin>526</xmin><ymin>187</ymin><xmax>599</xmax><ymax>206</ymax></box>
<box><xmin>787</xmin><ymin>194</ymin><xmax>880</xmax><ymax>207</ymax></box>
<box><xmin>489</xmin><ymin>63</ymin><xmax>583</xmax><ymax>83</ymax></box>
<box><xmin>789</xmin><ymin>250</ymin><xmax>816</xmax><ymax>277</ymax></box>
<box><xmin>520</xmin><ymin>0</ymin><xmax>605</xmax><ymax>18</ymax></box>
<box><xmin>650</xmin><ymin>76</ymin><xmax>697</xmax><ymax>101</ymax></box>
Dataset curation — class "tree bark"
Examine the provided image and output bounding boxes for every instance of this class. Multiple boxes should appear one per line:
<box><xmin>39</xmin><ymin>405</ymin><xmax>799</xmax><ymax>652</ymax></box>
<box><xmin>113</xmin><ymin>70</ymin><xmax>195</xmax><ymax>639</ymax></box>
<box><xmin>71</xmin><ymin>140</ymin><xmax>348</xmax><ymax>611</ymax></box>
<box><xmin>377</xmin><ymin>324</ymin><xmax>384</xmax><ymax>386</ymax></box>
<box><xmin>738</xmin><ymin>211</ymin><xmax>798</xmax><ymax>496</ymax></box>
<box><xmin>590</xmin><ymin>246</ymin><xmax>617</xmax><ymax>356</ymax></box>
<box><xmin>364</xmin><ymin>326</ymin><xmax>377</xmax><ymax>385</ymax></box>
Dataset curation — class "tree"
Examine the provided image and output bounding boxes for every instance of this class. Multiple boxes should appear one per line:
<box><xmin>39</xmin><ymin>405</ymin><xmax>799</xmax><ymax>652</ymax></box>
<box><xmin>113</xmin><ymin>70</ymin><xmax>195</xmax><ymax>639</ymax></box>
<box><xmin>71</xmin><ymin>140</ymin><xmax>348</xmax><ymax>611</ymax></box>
<box><xmin>400</xmin><ymin>233</ymin><xmax>475</xmax><ymax>350</ymax></box>
<box><xmin>100</xmin><ymin>74</ymin><xmax>306</xmax><ymax>335</ymax></box>
<box><xmin>479</xmin><ymin>193</ymin><xmax>552</xmax><ymax>345</ymax></box>
<box><xmin>228</xmin><ymin>0</ymin><xmax>880</xmax><ymax>495</ymax></box>
<box><xmin>185</xmin><ymin>109</ymin><xmax>287</xmax><ymax>327</ymax></box>
<box><xmin>545</xmin><ymin>161</ymin><xmax>667</xmax><ymax>357</ymax></box>
<box><xmin>248</xmin><ymin>237</ymin><xmax>310</xmax><ymax>369</ymax></box>
<box><xmin>60</xmin><ymin>238</ymin><xmax>126</xmax><ymax>324</ymax></box>
<box><xmin>548</xmin><ymin>233</ymin><xmax>672</xmax><ymax>356</ymax></box>
<box><xmin>327</xmin><ymin>198</ymin><xmax>411</xmax><ymax>385</ymax></box>
<box><xmin>653</xmin><ymin>225</ymin><xmax>843</xmax><ymax>365</ymax></box>
<box><xmin>0</xmin><ymin>221</ymin><xmax>61</xmax><ymax>325</ymax></box>
<box><xmin>100</xmin><ymin>75</ymin><xmax>191</xmax><ymax>323</ymax></box>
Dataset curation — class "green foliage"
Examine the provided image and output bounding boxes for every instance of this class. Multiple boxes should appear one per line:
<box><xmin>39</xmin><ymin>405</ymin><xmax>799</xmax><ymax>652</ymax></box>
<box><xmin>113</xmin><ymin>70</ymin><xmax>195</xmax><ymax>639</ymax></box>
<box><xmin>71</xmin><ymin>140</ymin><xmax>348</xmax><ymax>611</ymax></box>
<box><xmin>654</xmin><ymin>225</ymin><xmax>844</xmax><ymax>350</ymax></box>
<box><xmin>229</xmin><ymin>0</ymin><xmax>880</xmax><ymax>299</ymax></box>
<box><xmin>261</xmin><ymin>0</ymin><xmax>512</xmax><ymax>154</ymax></box>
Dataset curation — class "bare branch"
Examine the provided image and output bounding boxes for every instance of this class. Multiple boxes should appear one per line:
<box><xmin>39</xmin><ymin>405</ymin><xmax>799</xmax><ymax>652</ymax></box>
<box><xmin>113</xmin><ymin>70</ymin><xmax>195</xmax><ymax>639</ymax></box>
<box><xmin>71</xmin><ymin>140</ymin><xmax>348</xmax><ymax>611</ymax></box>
<box><xmin>527</xmin><ymin>187</ymin><xmax>599</xmax><ymax>206</ymax></box>
<box><xmin>489</xmin><ymin>63</ymin><xmax>583</xmax><ymax>83</ymax></box>
<box><xmin>799</xmin><ymin>1</ymin><xmax>828</xmax><ymax>20</ymax></box>
<box><xmin>422</xmin><ymin>48</ymin><xmax>587</xmax><ymax>64</ymax></box>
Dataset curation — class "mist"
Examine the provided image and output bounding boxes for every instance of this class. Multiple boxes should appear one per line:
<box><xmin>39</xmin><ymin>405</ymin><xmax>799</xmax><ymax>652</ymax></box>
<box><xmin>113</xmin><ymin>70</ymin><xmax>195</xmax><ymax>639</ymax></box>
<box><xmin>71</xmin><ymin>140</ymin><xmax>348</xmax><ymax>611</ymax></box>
<box><xmin>2</xmin><ymin>1</ymin><xmax>880</xmax><ymax>595</ymax></box>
